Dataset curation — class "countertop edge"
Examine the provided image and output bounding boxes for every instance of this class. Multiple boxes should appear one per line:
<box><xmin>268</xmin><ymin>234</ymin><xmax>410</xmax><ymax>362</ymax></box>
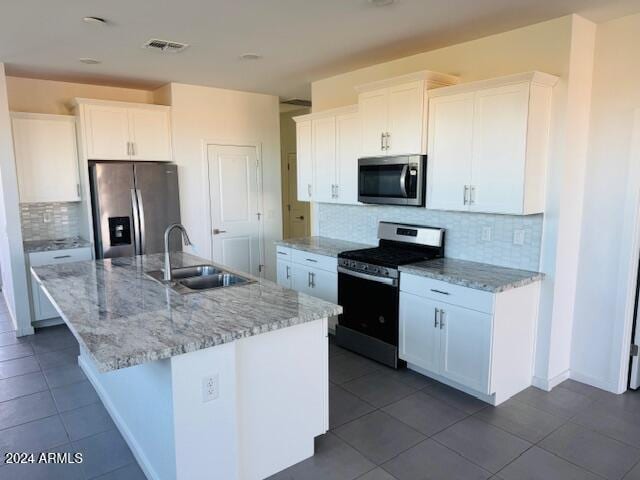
<box><xmin>398</xmin><ymin>264</ymin><xmax>544</xmax><ymax>293</ymax></box>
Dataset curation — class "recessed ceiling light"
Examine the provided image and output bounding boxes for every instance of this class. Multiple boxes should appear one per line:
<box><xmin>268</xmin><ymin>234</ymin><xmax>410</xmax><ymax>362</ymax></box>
<box><xmin>367</xmin><ymin>0</ymin><xmax>395</xmax><ymax>6</ymax></box>
<box><xmin>79</xmin><ymin>58</ymin><xmax>101</xmax><ymax>65</ymax></box>
<box><xmin>239</xmin><ymin>53</ymin><xmax>262</xmax><ymax>60</ymax></box>
<box><xmin>82</xmin><ymin>16</ymin><xmax>107</xmax><ymax>25</ymax></box>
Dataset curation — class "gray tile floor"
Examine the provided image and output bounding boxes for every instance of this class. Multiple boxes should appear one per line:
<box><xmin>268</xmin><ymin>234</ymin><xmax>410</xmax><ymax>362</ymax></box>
<box><xmin>3</xmin><ymin>298</ymin><xmax>640</xmax><ymax>480</ymax></box>
<box><xmin>0</xmin><ymin>299</ymin><xmax>144</xmax><ymax>480</ymax></box>
<box><xmin>270</xmin><ymin>337</ymin><xmax>640</xmax><ymax>480</ymax></box>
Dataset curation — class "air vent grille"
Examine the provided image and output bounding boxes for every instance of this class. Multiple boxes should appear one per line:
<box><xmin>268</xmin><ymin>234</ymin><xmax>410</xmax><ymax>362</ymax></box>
<box><xmin>143</xmin><ymin>38</ymin><xmax>189</xmax><ymax>53</ymax></box>
<box><xmin>280</xmin><ymin>98</ymin><xmax>312</xmax><ymax>107</ymax></box>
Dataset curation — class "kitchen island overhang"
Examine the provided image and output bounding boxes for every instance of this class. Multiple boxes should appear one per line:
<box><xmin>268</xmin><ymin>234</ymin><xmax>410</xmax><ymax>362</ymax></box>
<box><xmin>32</xmin><ymin>253</ymin><xmax>341</xmax><ymax>480</ymax></box>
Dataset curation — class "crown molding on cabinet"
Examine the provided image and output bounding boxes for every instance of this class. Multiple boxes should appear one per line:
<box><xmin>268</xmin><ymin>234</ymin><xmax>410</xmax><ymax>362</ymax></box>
<box><xmin>428</xmin><ymin>71</ymin><xmax>559</xmax><ymax>99</ymax></box>
<box><xmin>292</xmin><ymin>104</ymin><xmax>358</xmax><ymax>123</ymax></box>
<box><xmin>354</xmin><ymin>70</ymin><xmax>460</xmax><ymax>93</ymax></box>
<box><xmin>70</xmin><ymin>97</ymin><xmax>170</xmax><ymax>112</ymax></box>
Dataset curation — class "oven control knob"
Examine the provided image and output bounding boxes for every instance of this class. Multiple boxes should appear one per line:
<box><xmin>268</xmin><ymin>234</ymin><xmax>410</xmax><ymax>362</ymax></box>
<box><xmin>371</xmin><ymin>267</ymin><xmax>379</xmax><ymax>274</ymax></box>
<box><xmin>362</xmin><ymin>265</ymin><xmax>367</xmax><ymax>271</ymax></box>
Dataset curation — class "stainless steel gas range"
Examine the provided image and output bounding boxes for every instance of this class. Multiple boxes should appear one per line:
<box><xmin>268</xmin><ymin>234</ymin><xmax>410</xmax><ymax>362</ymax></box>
<box><xmin>336</xmin><ymin>222</ymin><xmax>445</xmax><ymax>368</ymax></box>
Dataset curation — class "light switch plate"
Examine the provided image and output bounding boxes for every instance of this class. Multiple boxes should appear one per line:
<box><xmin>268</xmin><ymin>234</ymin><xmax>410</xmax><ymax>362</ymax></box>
<box><xmin>513</xmin><ymin>230</ymin><xmax>526</xmax><ymax>246</ymax></box>
<box><xmin>481</xmin><ymin>227</ymin><xmax>492</xmax><ymax>242</ymax></box>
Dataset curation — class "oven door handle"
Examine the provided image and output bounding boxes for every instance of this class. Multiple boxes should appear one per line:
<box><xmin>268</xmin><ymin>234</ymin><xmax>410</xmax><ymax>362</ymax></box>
<box><xmin>399</xmin><ymin>164</ymin><xmax>409</xmax><ymax>198</ymax></box>
<box><xmin>338</xmin><ymin>267</ymin><xmax>398</xmax><ymax>286</ymax></box>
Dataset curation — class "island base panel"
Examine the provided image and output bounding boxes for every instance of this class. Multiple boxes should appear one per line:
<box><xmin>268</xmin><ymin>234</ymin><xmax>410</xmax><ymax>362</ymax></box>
<box><xmin>79</xmin><ymin>317</ymin><xmax>329</xmax><ymax>480</ymax></box>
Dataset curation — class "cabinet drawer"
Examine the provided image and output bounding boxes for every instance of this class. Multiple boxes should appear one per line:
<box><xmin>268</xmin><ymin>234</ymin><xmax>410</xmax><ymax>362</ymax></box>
<box><xmin>276</xmin><ymin>245</ymin><xmax>292</xmax><ymax>261</ymax></box>
<box><xmin>400</xmin><ymin>273</ymin><xmax>494</xmax><ymax>314</ymax></box>
<box><xmin>29</xmin><ymin>247</ymin><xmax>92</xmax><ymax>267</ymax></box>
<box><xmin>292</xmin><ymin>249</ymin><xmax>337</xmax><ymax>272</ymax></box>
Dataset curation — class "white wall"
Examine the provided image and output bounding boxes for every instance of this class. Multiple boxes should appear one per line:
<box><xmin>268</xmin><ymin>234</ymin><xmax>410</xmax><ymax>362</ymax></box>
<box><xmin>0</xmin><ymin>64</ymin><xmax>32</xmax><ymax>335</ymax></box>
<box><xmin>161</xmin><ymin>83</ymin><xmax>282</xmax><ymax>280</ymax></box>
<box><xmin>572</xmin><ymin>12</ymin><xmax>640</xmax><ymax>392</ymax></box>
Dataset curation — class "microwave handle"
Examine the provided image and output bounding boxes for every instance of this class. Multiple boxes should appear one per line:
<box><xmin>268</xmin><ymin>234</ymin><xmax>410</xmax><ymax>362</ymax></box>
<box><xmin>399</xmin><ymin>164</ymin><xmax>409</xmax><ymax>197</ymax></box>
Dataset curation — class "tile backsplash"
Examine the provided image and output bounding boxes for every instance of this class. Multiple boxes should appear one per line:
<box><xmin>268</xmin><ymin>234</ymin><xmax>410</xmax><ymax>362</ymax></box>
<box><xmin>317</xmin><ymin>204</ymin><xmax>543</xmax><ymax>271</ymax></box>
<box><xmin>20</xmin><ymin>202</ymin><xmax>82</xmax><ymax>241</ymax></box>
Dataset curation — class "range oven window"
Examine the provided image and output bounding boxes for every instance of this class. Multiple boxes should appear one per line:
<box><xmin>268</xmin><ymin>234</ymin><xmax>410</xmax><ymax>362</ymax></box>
<box><xmin>359</xmin><ymin>164</ymin><xmax>408</xmax><ymax>198</ymax></box>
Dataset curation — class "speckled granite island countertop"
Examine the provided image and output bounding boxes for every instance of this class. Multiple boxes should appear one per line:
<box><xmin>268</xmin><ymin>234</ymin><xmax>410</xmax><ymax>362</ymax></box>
<box><xmin>275</xmin><ymin>236</ymin><xmax>372</xmax><ymax>257</ymax></box>
<box><xmin>24</xmin><ymin>236</ymin><xmax>91</xmax><ymax>253</ymax></box>
<box><xmin>31</xmin><ymin>252</ymin><xmax>342</xmax><ymax>372</ymax></box>
<box><xmin>399</xmin><ymin>258</ymin><xmax>544</xmax><ymax>293</ymax></box>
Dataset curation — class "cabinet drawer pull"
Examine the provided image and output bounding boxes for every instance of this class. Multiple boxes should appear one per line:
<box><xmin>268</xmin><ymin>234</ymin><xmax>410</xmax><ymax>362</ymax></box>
<box><xmin>53</xmin><ymin>255</ymin><xmax>72</xmax><ymax>260</ymax></box>
<box><xmin>277</xmin><ymin>251</ymin><xmax>288</xmax><ymax>256</ymax></box>
<box><xmin>430</xmin><ymin>289</ymin><xmax>450</xmax><ymax>295</ymax></box>
<box><xmin>305</xmin><ymin>258</ymin><xmax>318</xmax><ymax>263</ymax></box>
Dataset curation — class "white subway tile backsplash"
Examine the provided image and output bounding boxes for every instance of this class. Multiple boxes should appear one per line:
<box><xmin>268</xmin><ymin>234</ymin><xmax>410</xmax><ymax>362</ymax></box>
<box><xmin>317</xmin><ymin>204</ymin><xmax>542</xmax><ymax>271</ymax></box>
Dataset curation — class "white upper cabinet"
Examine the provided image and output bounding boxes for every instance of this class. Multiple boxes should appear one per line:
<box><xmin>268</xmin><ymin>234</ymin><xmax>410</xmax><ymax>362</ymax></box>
<box><xmin>294</xmin><ymin>105</ymin><xmax>361</xmax><ymax>205</ymax></box>
<box><xmin>356</xmin><ymin>71</ymin><xmax>459</xmax><ymax>157</ymax></box>
<box><xmin>11</xmin><ymin>113</ymin><xmax>81</xmax><ymax>203</ymax></box>
<box><xmin>295</xmin><ymin>119</ymin><xmax>313</xmax><ymax>202</ymax></box>
<box><xmin>312</xmin><ymin>116</ymin><xmax>336</xmax><ymax>203</ymax></box>
<box><xmin>427</xmin><ymin>92</ymin><xmax>475</xmax><ymax>211</ymax></box>
<box><xmin>128</xmin><ymin>108</ymin><xmax>172</xmax><ymax>161</ymax></box>
<box><xmin>75</xmin><ymin>99</ymin><xmax>173</xmax><ymax>161</ymax></box>
<box><xmin>427</xmin><ymin>72</ymin><xmax>558</xmax><ymax>215</ymax></box>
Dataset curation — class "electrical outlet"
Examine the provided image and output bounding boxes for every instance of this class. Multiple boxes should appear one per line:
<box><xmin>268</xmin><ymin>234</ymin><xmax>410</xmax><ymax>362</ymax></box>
<box><xmin>513</xmin><ymin>230</ymin><xmax>526</xmax><ymax>246</ymax></box>
<box><xmin>202</xmin><ymin>374</ymin><xmax>219</xmax><ymax>402</ymax></box>
<box><xmin>481</xmin><ymin>227</ymin><xmax>492</xmax><ymax>242</ymax></box>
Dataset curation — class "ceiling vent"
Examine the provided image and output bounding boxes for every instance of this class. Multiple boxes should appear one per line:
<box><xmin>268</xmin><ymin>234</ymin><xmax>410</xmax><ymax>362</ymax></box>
<box><xmin>142</xmin><ymin>38</ymin><xmax>189</xmax><ymax>53</ymax></box>
<box><xmin>280</xmin><ymin>98</ymin><xmax>312</xmax><ymax>107</ymax></box>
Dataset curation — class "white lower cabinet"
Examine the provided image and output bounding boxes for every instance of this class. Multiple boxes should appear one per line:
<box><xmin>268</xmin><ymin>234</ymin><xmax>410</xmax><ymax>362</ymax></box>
<box><xmin>29</xmin><ymin>247</ymin><xmax>92</xmax><ymax>323</ymax></box>
<box><xmin>276</xmin><ymin>247</ymin><xmax>337</xmax><ymax>305</ymax></box>
<box><xmin>399</xmin><ymin>272</ymin><xmax>540</xmax><ymax>405</ymax></box>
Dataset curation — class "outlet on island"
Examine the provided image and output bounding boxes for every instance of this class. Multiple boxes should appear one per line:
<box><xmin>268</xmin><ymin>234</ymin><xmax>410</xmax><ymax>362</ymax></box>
<box><xmin>202</xmin><ymin>374</ymin><xmax>219</xmax><ymax>402</ymax></box>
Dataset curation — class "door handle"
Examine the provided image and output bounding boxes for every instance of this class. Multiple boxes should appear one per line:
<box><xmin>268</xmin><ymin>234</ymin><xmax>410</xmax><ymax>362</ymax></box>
<box><xmin>434</xmin><ymin>308</ymin><xmax>439</xmax><ymax>328</ymax></box>
<box><xmin>295</xmin><ymin>215</ymin><xmax>304</xmax><ymax>220</ymax></box>
<box><xmin>212</xmin><ymin>229</ymin><xmax>227</xmax><ymax>235</ymax></box>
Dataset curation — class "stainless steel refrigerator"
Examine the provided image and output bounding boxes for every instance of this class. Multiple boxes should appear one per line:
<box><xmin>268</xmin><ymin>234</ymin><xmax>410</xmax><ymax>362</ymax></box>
<box><xmin>89</xmin><ymin>162</ymin><xmax>182</xmax><ymax>259</ymax></box>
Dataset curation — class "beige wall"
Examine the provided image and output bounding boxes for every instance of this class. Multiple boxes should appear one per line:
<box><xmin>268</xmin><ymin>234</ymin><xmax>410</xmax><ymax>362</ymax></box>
<box><xmin>572</xmin><ymin>12</ymin><xmax>640</xmax><ymax>390</ymax></box>
<box><xmin>312</xmin><ymin>16</ymin><xmax>572</xmax><ymax>111</ymax></box>
<box><xmin>280</xmin><ymin>108</ymin><xmax>309</xmax><ymax>238</ymax></box>
<box><xmin>6</xmin><ymin>76</ymin><xmax>154</xmax><ymax>115</ymax></box>
<box><xmin>167</xmin><ymin>83</ymin><xmax>282</xmax><ymax>280</ymax></box>
<box><xmin>310</xmin><ymin>15</ymin><xmax>603</xmax><ymax>390</ymax></box>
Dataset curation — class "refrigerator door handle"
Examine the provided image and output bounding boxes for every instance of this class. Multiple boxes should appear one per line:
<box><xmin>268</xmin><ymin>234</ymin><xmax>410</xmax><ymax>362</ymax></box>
<box><xmin>135</xmin><ymin>189</ymin><xmax>146</xmax><ymax>255</ymax></box>
<box><xmin>130</xmin><ymin>188</ymin><xmax>142</xmax><ymax>255</ymax></box>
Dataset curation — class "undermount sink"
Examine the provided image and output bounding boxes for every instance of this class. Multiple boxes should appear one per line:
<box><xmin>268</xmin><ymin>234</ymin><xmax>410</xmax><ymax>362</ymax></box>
<box><xmin>169</xmin><ymin>265</ymin><xmax>222</xmax><ymax>280</ymax></box>
<box><xmin>145</xmin><ymin>265</ymin><xmax>254</xmax><ymax>294</ymax></box>
<box><xmin>179</xmin><ymin>273</ymin><xmax>252</xmax><ymax>290</ymax></box>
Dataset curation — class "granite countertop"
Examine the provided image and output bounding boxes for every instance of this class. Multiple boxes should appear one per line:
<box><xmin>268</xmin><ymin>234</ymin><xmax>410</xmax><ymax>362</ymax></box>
<box><xmin>399</xmin><ymin>258</ymin><xmax>544</xmax><ymax>293</ymax></box>
<box><xmin>275</xmin><ymin>236</ymin><xmax>372</xmax><ymax>257</ymax></box>
<box><xmin>24</xmin><ymin>237</ymin><xmax>91</xmax><ymax>253</ymax></box>
<box><xmin>31</xmin><ymin>253</ymin><xmax>342</xmax><ymax>372</ymax></box>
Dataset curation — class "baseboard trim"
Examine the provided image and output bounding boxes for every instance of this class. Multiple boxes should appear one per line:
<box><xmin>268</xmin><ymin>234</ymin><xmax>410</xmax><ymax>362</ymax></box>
<box><xmin>532</xmin><ymin>370</ymin><xmax>570</xmax><ymax>391</ymax></box>
<box><xmin>78</xmin><ymin>355</ymin><xmax>161</xmax><ymax>480</ymax></box>
<box><xmin>570</xmin><ymin>370</ymin><xmax>621</xmax><ymax>394</ymax></box>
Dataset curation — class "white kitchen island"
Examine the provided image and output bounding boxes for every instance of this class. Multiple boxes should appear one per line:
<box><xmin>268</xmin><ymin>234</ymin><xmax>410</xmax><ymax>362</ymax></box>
<box><xmin>31</xmin><ymin>253</ymin><xmax>341</xmax><ymax>480</ymax></box>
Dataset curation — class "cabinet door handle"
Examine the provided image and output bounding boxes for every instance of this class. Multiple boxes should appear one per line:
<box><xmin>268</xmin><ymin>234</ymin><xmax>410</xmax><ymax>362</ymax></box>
<box><xmin>305</xmin><ymin>258</ymin><xmax>318</xmax><ymax>263</ymax></box>
<box><xmin>308</xmin><ymin>184</ymin><xmax>312</xmax><ymax>197</ymax></box>
<box><xmin>380</xmin><ymin>132</ymin><xmax>384</xmax><ymax>151</ymax></box>
<box><xmin>430</xmin><ymin>289</ymin><xmax>450</xmax><ymax>296</ymax></box>
<box><xmin>335</xmin><ymin>184</ymin><xmax>339</xmax><ymax>198</ymax></box>
<box><xmin>463</xmin><ymin>185</ymin><xmax>469</xmax><ymax>205</ymax></box>
<box><xmin>434</xmin><ymin>308</ymin><xmax>439</xmax><ymax>328</ymax></box>
<box><xmin>76</xmin><ymin>183</ymin><xmax>81</xmax><ymax>198</ymax></box>
<box><xmin>310</xmin><ymin>272</ymin><xmax>316</xmax><ymax>288</ymax></box>
<box><xmin>385</xmin><ymin>132</ymin><xmax>391</xmax><ymax>150</ymax></box>
<box><xmin>286</xmin><ymin>265</ymin><xmax>291</xmax><ymax>279</ymax></box>
<box><xmin>53</xmin><ymin>255</ymin><xmax>71</xmax><ymax>260</ymax></box>
<box><xmin>470</xmin><ymin>185</ymin><xmax>476</xmax><ymax>205</ymax></box>
<box><xmin>440</xmin><ymin>309</ymin><xmax>445</xmax><ymax>329</ymax></box>
<box><xmin>126</xmin><ymin>142</ymin><xmax>131</xmax><ymax>156</ymax></box>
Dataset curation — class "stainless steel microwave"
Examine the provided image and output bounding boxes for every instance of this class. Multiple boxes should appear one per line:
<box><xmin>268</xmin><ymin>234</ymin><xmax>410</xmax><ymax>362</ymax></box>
<box><xmin>358</xmin><ymin>155</ymin><xmax>426</xmax><ymax>206</ymax></box>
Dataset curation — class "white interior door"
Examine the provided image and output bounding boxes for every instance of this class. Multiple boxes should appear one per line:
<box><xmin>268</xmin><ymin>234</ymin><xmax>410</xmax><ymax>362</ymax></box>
<box><xmin>208</xmin><ymin>145</ymin><xmax>262</xmax><ymax>277</ymax></box>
